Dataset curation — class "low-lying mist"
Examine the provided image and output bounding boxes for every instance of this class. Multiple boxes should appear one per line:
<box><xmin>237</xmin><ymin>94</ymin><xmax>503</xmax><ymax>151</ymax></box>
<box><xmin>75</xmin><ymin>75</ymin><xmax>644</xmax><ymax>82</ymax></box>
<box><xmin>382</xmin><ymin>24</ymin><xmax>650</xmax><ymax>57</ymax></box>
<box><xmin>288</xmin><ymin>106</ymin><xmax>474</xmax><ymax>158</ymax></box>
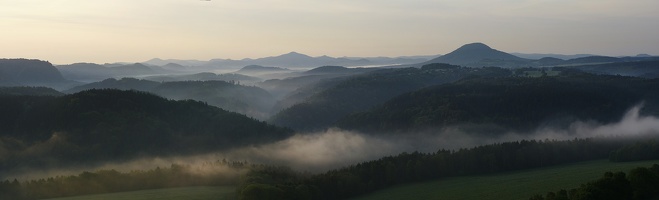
<box><xmin>222</xmin><ymin>104</ymin><xmax>659</xmax><ymax>172</ymax></box>
<box><xmin>6</xmin><ymin>104</ymin><xmax>659</xmax><ymax>180</ymax></box>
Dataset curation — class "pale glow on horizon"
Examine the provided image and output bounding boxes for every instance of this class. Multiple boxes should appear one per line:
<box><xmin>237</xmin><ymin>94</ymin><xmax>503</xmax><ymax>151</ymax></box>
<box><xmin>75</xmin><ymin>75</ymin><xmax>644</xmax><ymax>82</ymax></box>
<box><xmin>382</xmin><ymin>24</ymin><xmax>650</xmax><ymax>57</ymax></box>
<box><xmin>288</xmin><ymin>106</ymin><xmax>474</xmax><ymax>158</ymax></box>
<box><xmin>1</xmin><ymin>0</ymin><xmax>658</xmax><ymax>64</ymax></box>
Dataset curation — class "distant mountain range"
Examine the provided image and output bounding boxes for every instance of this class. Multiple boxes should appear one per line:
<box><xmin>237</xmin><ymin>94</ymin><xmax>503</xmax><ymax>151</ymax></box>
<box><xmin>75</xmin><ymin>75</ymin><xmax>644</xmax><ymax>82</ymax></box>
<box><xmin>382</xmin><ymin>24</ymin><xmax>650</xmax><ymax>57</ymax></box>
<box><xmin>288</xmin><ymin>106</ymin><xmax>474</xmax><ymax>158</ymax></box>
<box><xmin>143</xmin><ymin>52</ymin><xmax>438</xmax><ymax>68</ymax></box>
<box><xmin>56</xmin><ymin>62</ymin><xmax>174</xmax><ymax>82</ymax></box>
<box><xmin>511</xmin><ymin>53</ymin><xmax>600</xmax><ymax>60</ymax></box>
<box><xmin>2</xmin><ymin>42</ymin><xmax>658</xmax><ymax>92</ymax></box>
<box><xmin>404</xmin><ymin>43</ymin><xmax>659</xmax><ymax>68</ymax></box>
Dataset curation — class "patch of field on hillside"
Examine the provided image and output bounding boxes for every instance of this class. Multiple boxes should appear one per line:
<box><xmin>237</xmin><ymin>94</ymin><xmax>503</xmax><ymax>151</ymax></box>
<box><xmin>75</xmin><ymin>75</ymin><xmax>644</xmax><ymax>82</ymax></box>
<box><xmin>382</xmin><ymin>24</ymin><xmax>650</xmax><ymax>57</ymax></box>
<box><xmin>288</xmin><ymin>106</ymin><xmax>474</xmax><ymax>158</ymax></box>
<box><xmin>351</xmin><ymin>159</ymin><xmax>659</xmax><ymax>200</ymax></box>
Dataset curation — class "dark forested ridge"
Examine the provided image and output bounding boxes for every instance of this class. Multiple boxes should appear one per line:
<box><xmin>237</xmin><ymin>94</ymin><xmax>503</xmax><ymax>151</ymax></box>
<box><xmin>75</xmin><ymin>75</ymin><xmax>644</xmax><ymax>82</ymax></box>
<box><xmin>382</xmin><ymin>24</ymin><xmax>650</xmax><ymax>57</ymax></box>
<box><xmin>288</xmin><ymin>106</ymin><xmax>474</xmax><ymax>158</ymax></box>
<box><xmin>56</xmin><ymin>62</ymin><xmax>167</xmax><ymax>83</ymax></box>
<box><xmin>609</xmin><ymin>140</ymin><xmax>659</xmax><ymax>162</ymax></box>
<box><xmin>235</xmin><ymin>65</ymin><xmax>291</xmax><ymax>74</ymax></box>
<box><xmin>0</xmin><ymin>160</ymin><xmax>251</xmax><ymax>200</ymax></box>
<box><xmin>0</xmin><ymin>86</ymin><xmax>63</xmax><ymax>96</ymax></box>
<box><xmin>152</xmin><ymin>80</ymin><xmax>277</xmax><ymax>119</ymax></box>
<box><xmin>338</xmin><ymin>74</ymin><xmax>659</xmax><ymax>133</ymax></box>
<box><xmin>0</xmin><ymin>59</ymin><xmax>77</xmax><ymax>90</ymax></box>
<box><xmin>143</xmin><ymin>72</ymin><xmax>261</xmax><ymax>84</ymax></box>
<box><xmin>65</xmin><ymin>78</ymin><xmax>276</xmax><ymax>119</ymax></box>
<box><xmin>0</xmin><ymin>89</ymin><xmax>292</xmax><ymax>173</ymax></box>
<box><xmin>529</xmin><ymin>165</ymin><xmax>659</xmax><ymax>200</ymax></box>
<box><xmin>63</xmin><ymin>77</ymin><xmax>161</xmax><ymax>93</ymax></box>
<box><xmin>570</xmin><ymin>60</ymin><xmax>659</xmax><ymax>78</ymax></box>
<box><xmin>269</xmin><ymin>64</ymin><xmax>512</xmax><ymax>131</ymax></box>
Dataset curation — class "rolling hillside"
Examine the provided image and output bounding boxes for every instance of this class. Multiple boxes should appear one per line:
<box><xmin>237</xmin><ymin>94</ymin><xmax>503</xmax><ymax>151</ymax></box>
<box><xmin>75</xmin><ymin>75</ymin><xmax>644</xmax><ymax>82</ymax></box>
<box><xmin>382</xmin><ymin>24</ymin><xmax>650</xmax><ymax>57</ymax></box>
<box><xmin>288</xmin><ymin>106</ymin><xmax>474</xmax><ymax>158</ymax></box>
<box><xmin>0</xmin><ymin>89</ymin><xmax>291</xmax><ymax>174</ymax></box>
<box><xmin>0</xmin><ymin>59</ymin><xmax>77</xmax><ymax>90</ymax></box>
<box><xmin>420</xmin><ymin>43</ymin><xmax>528</xmax><ymax>67</ymax></box>
<box><xmin>338</xmin><ymin>74</ymin><xmax>659</xmax><ymax>133</ymax></box>
<box><xmin>65</xmin><ymin>78</ymin><xmax>275</xmax><ymax>119</ymax></box>
<box><xmin>269</xmin><ymin>64</ymin><xmax>512</xmax><ymax>131</ymax></box>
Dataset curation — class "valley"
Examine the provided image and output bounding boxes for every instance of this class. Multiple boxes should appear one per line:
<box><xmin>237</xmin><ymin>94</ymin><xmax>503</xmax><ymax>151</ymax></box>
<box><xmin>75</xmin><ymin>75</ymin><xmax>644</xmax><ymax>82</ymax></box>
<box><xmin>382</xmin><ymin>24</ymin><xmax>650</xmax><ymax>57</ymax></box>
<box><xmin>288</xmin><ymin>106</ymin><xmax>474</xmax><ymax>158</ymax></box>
<box><xmin>2</xmin><ymin>42</ymin><xmax>659</xmax><ymax>200</ymax></box>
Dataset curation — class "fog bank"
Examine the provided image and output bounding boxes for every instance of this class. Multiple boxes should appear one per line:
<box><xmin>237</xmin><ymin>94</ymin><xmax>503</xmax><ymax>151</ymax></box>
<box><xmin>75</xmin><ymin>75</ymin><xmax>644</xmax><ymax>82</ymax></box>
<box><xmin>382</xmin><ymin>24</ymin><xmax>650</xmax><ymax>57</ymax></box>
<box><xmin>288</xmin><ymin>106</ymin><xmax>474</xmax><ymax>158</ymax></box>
<box><xmin>5</xmin><ymin>104</ymin><xmax>659</xmax><ymax>179</ymax></box>
<box><xmin>220</xmin><ymin>104</ymin><xmax>659</xmax><ymax>172</ymax></box>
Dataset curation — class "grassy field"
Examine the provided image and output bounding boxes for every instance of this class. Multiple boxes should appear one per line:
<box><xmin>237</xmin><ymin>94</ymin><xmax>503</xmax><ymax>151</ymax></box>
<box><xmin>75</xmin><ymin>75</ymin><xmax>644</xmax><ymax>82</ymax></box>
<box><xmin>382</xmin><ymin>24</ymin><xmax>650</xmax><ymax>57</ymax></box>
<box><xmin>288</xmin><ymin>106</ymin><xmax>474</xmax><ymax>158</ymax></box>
<box><xmin>45</xmin><ymin>186</ymin><xmax>236</xmax><ymax>200</ymax></box>
<box><xmin>350</xmin><ymin>159</ymin><xmax>659</xmax><ymax>200</ymax></box>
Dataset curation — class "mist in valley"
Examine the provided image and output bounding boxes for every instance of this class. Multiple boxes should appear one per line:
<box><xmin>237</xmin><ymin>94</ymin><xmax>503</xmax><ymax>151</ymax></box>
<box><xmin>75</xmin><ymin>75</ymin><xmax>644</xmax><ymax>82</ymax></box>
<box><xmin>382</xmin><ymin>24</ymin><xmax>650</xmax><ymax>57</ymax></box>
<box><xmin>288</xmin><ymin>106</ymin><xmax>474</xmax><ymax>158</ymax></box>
<box><xmin>223</xmin><ymin>104</ymin><xmax>659</xmax><ymax>172</ymax></box>
<box><xmin>6</xmin><ymin>104</ymin><xmax>658</xmax><ymax>181</ymax></box>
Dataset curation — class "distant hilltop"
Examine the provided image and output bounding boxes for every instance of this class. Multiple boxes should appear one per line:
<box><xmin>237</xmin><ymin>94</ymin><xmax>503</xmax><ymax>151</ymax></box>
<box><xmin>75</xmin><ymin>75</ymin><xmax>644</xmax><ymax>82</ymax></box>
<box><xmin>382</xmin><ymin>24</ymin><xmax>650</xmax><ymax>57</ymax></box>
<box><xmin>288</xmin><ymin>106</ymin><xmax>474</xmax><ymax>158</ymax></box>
<box><xmin>422</xmin><ymin>42</ymin><xmax>527</xmax><ymax>67</ymax></box>
<box><xmin>0</xmin><ymin>59</ymin><xmax>77</xmax><ymax>90</ymax></box>
<box><xmin>403</xmin><ymin>42</ymin><xmax>659</xmax><ymax>68</ymax></box>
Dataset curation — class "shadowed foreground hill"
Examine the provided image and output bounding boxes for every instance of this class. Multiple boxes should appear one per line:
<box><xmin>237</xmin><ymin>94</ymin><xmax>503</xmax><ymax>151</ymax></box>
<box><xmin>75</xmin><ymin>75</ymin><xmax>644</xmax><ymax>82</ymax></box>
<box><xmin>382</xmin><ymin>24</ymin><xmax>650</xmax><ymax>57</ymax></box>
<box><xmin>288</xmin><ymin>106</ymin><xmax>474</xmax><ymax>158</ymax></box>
<box><xmin>337</xmin><ymin>75</ymin><xmax>659</xmax><ymax>133</ymax></box>
<box><xmin>0</xmin><ymin>89</ymin><xmax>291</xmax><ymax>173</ymax></box>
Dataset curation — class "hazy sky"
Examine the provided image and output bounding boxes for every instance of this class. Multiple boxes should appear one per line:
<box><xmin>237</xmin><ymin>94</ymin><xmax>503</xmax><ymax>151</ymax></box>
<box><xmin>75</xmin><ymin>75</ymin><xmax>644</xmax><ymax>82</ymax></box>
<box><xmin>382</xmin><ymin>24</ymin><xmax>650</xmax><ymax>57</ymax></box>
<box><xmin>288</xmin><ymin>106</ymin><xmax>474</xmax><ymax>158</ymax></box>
<box><xmin>1</xmin><ymin>0</ymin><xmax>658</xmax><ymax>64</ymax></box>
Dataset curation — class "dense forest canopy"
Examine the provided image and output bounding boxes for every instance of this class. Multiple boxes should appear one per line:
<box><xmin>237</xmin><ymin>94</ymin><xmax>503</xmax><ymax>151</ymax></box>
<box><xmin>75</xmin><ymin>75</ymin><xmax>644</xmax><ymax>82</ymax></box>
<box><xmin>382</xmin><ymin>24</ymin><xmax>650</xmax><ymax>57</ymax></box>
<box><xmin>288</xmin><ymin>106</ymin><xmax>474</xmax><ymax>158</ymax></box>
<box><xmin>0</xmin><ymin>89</ymin><xmax>292</xmax><ymax>175</ymax></box>
<box><xmin>269</xmin><ymin>64</ymin><xmax>512</xmax><ymax>131</ymax></box>
<box><xmin>338</xmin><ymin>74</ymin><xmax>659</xmax><ymax>133</ymax></box>
<box><xmin>65</xmin><ymin>78</ymin><xmax>276</xmax><ymax>119</ymax></box>
<box><xmin>2</xmin><ymin>53</ymin><xmax>659</xmax><ymax>200</ymax></box>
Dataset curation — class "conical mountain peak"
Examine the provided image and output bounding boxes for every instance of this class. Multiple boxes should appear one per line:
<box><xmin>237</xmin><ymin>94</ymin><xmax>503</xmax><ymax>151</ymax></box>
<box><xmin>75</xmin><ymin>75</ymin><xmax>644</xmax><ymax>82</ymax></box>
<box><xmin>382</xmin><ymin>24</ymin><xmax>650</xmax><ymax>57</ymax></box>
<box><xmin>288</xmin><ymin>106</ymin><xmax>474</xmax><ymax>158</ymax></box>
<box><xmin>423</xmin><ymin>42</ymin><xmax>525</xmax><ymax>66</ymax></box>
<box><xmin>455</xmin><ymin>43</ymin><xmax>493</xmax><ymax>51</ymax></box>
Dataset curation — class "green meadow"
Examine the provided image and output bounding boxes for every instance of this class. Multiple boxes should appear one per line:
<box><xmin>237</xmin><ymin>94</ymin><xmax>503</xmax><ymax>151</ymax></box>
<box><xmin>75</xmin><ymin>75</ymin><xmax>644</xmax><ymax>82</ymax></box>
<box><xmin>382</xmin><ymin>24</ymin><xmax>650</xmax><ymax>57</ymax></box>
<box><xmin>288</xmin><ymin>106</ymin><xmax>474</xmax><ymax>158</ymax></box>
<box><xmin>351</xmin><ymin>159</ymin><xmax>659</xmax><ymax>200</ymax></box>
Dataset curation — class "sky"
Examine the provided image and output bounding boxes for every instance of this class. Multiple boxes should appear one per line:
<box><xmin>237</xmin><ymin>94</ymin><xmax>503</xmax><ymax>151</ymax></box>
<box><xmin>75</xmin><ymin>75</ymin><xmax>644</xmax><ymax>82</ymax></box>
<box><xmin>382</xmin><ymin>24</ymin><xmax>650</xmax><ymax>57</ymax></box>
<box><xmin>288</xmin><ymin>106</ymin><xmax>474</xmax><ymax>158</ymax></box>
<box><xmin>1</xmin><ymin>0</ymin><xmax>658</xmax><ymax>64</ymax></box>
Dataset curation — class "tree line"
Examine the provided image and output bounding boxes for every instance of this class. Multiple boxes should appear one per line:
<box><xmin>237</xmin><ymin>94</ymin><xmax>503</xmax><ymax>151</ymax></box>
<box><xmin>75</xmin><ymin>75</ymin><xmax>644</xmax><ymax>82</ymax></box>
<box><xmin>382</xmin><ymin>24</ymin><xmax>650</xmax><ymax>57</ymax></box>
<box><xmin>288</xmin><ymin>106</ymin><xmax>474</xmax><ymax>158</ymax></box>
<box><xmin>236</xmin><ymin>136</ymin><xmax>656</xmax><ymax>200</ymax></box>
<box><xmin>3</xmin><ymin>136</ymin><xmax>657</xmax><ymax>200</ymax></box>
<box><xmin>0</xmin><ymin>89</ymin><xmax>292</xmax><ymax>173</ymax></box>
<box><xmin>338</xmin><ymin>74</ymin><xmax>659</xmax><ymax>133</ymax></box>
<box><xmin>529</xmin><ymin>164</ymin><xmax>659</xmax><ymax>200</ymax></box>
<box><xmin>0</xmin><ymin>160</ymin><xmax>249</xmax><ymax>200</ymax></box>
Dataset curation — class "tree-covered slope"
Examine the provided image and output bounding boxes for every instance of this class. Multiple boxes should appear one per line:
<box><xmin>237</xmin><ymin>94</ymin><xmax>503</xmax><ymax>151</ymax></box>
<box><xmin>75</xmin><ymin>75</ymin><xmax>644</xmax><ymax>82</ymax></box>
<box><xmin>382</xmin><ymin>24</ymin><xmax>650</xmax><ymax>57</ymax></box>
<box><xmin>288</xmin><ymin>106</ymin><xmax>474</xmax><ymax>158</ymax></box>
<box><xmin>0</xmin><ymin>86</ymin><xmax>63</xmax><ymax>96</ymax></box>
<box><xmin>421</xmin><ymin>43</ymin><xmax>529</xmax><ymax>68</ymax></box>
<box><xmin>64</xmin><ymin>78</ymin><xmax>161</xmax><ymax>93</ymax></box>
<box><xmin>569</xmin><ymin>60</ymin><xmax>659</xmax><ymax>78</ymax></box>
<box><xmin>65</xmin><ymin>78</ymin><xmax>276</xmax><ymax>119</ymax></box>
<box><xmin>152</xmin><ymin>81</ymin><xmax>276</xmax><ymax>120</ymax></box>
<box><xmin>0</xmin><ymin>59</ymin><xmax>78</xmax><ymax>90</ymax></box>
<box><xmin>337</xmin><ymin>75</ymin><xmax>659</xmax><ymax>133</ymax></box>
<box><xmin>57</xmin><ymin>63</ymin><xmax>163</xmax><ymax>82</ymax></box>
<box><xmin>269</xmin><ymin>64</ymin><xmax>512</xmax><ymax>131</ymax></box>
<box><xmin>0</xmin><ymin>89</ymin><xmax>291</xmax><ymax>171</ymax></box>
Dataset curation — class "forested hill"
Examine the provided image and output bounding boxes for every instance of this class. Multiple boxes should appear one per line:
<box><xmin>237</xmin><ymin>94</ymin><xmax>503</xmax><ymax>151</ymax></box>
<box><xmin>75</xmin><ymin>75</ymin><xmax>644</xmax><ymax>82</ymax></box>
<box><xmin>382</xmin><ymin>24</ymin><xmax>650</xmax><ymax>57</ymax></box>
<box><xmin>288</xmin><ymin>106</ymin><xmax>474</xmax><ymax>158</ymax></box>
<box><xmin>65</xmin><ymin>78</ymin><xmax>276</xmax><ymax>119</ymax></box>
<box><xmin>152</xmin><ymin>81</ymin><xmax>276</xmax><ymax>120</ymax></box>
<box><xmin>268</xmin><ymin>64</ymin><xmax>512</xmax><ymax>131</ymax></box>
<box><xmin>0</xmin><ymin>89</ymin><xmax>292</xmax><ymax>172</ymax></box>
<box><xmin>0</xmin><ymin>59</ymin><xmax>77</xmax><ymax>90</ymax></box>
<box><xmin>337</xmin><ymin>75</ymin><xmax>659</xmax><ymax>133</ymax></box>
<box><xmin>0</xmin><ymin>86</ymin><xmax>63</xmax><ymax>96</ymax></box>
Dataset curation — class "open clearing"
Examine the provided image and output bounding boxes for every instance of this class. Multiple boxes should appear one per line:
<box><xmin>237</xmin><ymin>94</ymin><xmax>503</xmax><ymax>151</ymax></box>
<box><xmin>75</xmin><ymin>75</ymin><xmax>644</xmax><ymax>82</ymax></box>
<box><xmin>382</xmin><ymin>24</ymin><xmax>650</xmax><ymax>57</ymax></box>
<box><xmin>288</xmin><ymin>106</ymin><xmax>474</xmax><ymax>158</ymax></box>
<box><xmin>45</xmin><ymin>186</ymin><xmax>236</xmax><ymax>200</ymax></box>
<box><xmin>351</xmin><ymin>159</ymin><xmax>659</xmax><ymax>200</ymax></box>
